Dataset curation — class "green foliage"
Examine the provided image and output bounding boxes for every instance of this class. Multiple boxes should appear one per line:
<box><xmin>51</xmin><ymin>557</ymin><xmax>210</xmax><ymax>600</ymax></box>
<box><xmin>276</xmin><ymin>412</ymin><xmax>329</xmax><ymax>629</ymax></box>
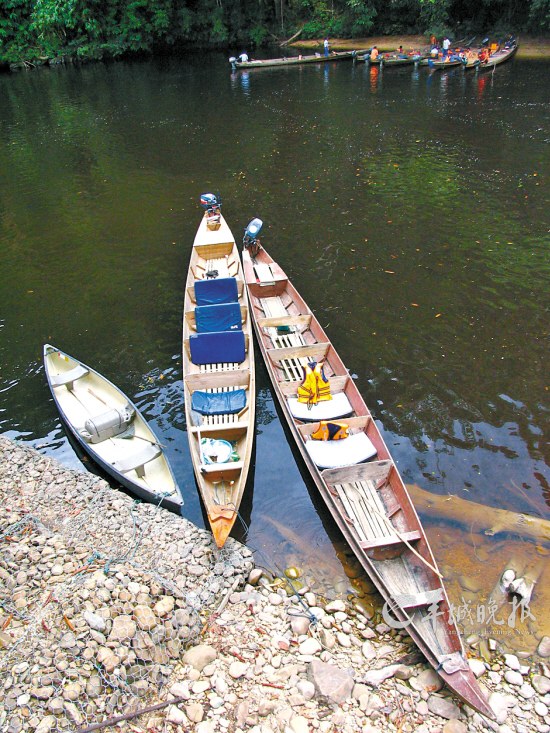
<box><xmin>0</xmin><ymin>0</ymin><xmax>547</xmax><ymax>64</ymax></box>
<box><xmin>249</xmin><ymin>23</ymin><xmax>269</xmax><ymax>46</ymax></box>
<box><xmin>527</xmin><ymin>0</ymin><xmax>550</xmax><ymax>31</ymax></box>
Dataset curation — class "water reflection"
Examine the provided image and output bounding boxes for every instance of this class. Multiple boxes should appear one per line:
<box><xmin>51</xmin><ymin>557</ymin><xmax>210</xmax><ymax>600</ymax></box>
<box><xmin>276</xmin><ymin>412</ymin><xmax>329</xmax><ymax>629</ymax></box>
<box><xmin>1</xmin><ymin>55</ymin><xmax>548</xmax><ymax>657</ymax></box>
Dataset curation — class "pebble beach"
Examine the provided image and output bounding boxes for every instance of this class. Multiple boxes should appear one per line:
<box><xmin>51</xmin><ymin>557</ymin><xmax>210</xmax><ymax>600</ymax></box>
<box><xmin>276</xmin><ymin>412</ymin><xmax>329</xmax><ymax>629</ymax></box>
<box><xmin>1</xmin><ymin>435</ymin><xmax>549</xmax><ymax>733</ymax></box>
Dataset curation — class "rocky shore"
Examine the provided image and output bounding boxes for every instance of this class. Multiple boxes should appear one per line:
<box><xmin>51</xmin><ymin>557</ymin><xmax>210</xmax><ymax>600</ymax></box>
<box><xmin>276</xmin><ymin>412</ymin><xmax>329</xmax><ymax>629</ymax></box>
<box><xmin>1</xmin><ymin>435</ymin><xmax>549</xmax><ymax>733</ymax></box>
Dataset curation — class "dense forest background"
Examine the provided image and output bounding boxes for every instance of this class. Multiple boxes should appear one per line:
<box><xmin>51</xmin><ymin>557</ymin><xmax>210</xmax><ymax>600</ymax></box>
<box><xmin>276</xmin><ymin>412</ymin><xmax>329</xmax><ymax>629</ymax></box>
<box><xmin>1</xmin><ymin>0</ymin><xmax>549</xmax><ymax>65</ymax></box>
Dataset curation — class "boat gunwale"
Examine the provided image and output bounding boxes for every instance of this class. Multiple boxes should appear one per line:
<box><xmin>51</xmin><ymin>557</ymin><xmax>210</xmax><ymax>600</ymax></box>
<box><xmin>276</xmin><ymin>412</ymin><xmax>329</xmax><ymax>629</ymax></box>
<box><xmin>241</xmin><ymin>245</ymin><xmax>495</xmax><ymax>720</ymax></box>
<box><xmin>43</xmin><ymin>344</ymin><xmax>182</xmax><ymax>511</ymax></box>
<box><xmin>182</xmin><ymin>212</ymin><xmax>256</xmax><ymax>547</ymax></box>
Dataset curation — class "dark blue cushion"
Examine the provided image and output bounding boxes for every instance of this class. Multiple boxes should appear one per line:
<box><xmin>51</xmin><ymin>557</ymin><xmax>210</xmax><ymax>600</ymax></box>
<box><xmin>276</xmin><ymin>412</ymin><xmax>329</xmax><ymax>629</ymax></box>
<box><xmin>191</xmin><ymin>389</ymin><xmax>247</xmax><ymax>416</ymax></box>
<box><xmin>194</xmin><ymin>277</ymin><xmax>238</xmax><ymax>306</ymax></box>
<box><xmin>189</xmin><ymin>331</ymin><xmax>246</xmax><ymax>365</ymax></box>
<box><xmin>195</xmin><ymin>303</ymin><xmax>242</xmax><ymax>333</ymax></box>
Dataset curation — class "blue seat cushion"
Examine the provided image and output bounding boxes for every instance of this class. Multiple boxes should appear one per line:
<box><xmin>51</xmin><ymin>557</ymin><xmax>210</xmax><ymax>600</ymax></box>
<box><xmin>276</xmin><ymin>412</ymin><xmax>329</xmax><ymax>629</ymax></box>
<box><xmin>191</xmin><ymin>389</ymin><xmax>247</xmax><ymax>416</ymax></box>
<box><xmin>195</xmin><ymin>303</ymin><xmax>242</xmax><ymax>333</ymax></box>
<box><xmin>190</xmin><ymin>330</ymin><xmax>246</xmax><ymax>365</ymax></box>
<box><xmin>194</xmin><ymin>277</ymin><xmax>238</xmax><ymax>306</ymax></box>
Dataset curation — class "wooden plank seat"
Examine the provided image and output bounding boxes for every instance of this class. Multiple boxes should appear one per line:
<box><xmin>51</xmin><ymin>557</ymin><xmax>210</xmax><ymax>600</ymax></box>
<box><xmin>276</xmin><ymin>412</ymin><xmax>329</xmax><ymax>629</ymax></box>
<box><xmin>305</xmin><ymin>432</ymin><xmax>377</xmax><ymax>469</ymax></box>
<box><xmin>112</xmin><ymin>442</ymin><xmax>161</xmax><ymax>475</ymax></box>
<box><xmin>287</xmin><ymin>392</ymin><xmax>353</xmax><ymax>421</ymax></box>
<box><xmin>359</xmin><ymin>530</ymin><xmax>422</xmax><ymax>550</ymax></box>
<box><xmin>254</xmin><ymin>262</ymin><xmax>276</xmax><ymax>285</ymax></box>
<box><xmin>334</xmin><ymin>477</ymin><xmax>394</xmax><ymax>543</ymax></box>
<box><xmin>50</xmin><ymin>364</ymin><xmax>89</xmax><ymax>388</ymax></box>
<box><xmin>199</xmin><ymin>460</ymin><xmax>244</xmax><ymax>474</ymax></box>
<box><xmin>391</xmin><ymin>588</ymin><xmax>445</xmax><ymax>610</ymax></box>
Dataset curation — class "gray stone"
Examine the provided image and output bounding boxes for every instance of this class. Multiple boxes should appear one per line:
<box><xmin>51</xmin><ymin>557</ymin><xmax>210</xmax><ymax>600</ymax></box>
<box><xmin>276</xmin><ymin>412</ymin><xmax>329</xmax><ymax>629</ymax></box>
<box><xmin>185</xmin><ymin>702</ymin><xmax>204</xmax><ymax>722</ymax></box>
<box><xmin>532</xmin><ymin>674</ymin><xmax>550</xmax><ymax>695</ymax></box>
<box><xmin>166</xmin><ymin>705</ymin><xmax>187</xmax><ymax>725</ymax></box>
<box><xmin>488</xmin><ymin>692</ymin><xmax>516</xmax><ymax>725</ymax></box>
<box><xmin>308</xmin><ymin>659</ymin><xmax>354</xmax><ymax>704</ymax></box>
<box><xmin>133</xmin><ymin>604</ymin><xmax>157</xmax><ymax>630</ymax></box>
<box><xmin>504</xmin><ymin>669</ymin><xmax>523</xmax><ymax>686</ymax></box>
<box><xmin>299</xmin><ymin>637</ymin><xmax>322</xmax><ymax>656</ymax></box>
<box><xmin>537</xmin><ymin>636</ymin><xmax>550</xmax><ymax>657</ymax></box>
<box><xmin>410</xmin><ymin>668</ymin><xmax>444</xmax><ymax>692</ymax></box>
<box><xmin>362</xmin><ymin>664</ymin><xmax>405</xmax><ymax>687</ymax></box>
<box><xmin>361</xmin><ymin>640</ymin><xmax>376</xmax><ymax>660</ymax></box>
<box><xmin>154</xmin><ymin>596</ymin><xmax>175</xmax><ymax>616</ymax></box>
<box><xmin>83</xmin><ymin>611</ymin><xmax>106</xmax><ymax>631</ymax></box>
<box><xmin>442</xmin><ymin>720</ymin><xmax>468</xmax><ymax>733</ymax></box>
<box><xmin>108</xmin><ymin>615</ymin><xmax>136</xmax><ymax>641</ymax></box>
<box><xmin>34</xmin><ymin>716</ymin><xmax>57</xmax><ymax>733</ymax></box>
<box><xmin>427</xmin><ymin>695</ymin><xmax>461</xmax><ymax>720</ymax></box>
<box><xmin>182</xmin><ymin>644</ymin><xmax>217</xmax><ymax>671</ymax></box>
<box><xmin>228</xmin><ymin>661</ymin><xmax>248</xmax><ymax>679</ymax></box>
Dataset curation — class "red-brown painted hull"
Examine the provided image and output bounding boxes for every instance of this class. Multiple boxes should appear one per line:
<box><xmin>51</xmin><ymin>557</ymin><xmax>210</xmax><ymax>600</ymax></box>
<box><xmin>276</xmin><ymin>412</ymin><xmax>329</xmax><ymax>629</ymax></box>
<box><xmin>242</xmin><ymin>244</ymin><xmax>494</xmax><ymax>720</ymax></box>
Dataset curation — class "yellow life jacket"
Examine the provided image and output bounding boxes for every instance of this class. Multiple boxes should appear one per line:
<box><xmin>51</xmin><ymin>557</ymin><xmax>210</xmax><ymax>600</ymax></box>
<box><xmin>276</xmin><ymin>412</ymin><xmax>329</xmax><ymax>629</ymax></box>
<box><xmin>297</xmin><ymin>361</ymin><xmax>332</xmax><ymax>408</ymax></box>
<box><xmin>311</xmin><ymin>421</ymin><xmax>349</xmax><ymax>441</ymax></box>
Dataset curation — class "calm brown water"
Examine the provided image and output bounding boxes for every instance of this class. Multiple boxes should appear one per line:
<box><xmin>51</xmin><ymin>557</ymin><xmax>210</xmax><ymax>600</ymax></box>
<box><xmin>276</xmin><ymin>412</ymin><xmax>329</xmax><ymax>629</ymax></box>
<box><xmin>0</xmin><ymin>52</ymin><xmax>548</xmax><ymax>652</ymax></box>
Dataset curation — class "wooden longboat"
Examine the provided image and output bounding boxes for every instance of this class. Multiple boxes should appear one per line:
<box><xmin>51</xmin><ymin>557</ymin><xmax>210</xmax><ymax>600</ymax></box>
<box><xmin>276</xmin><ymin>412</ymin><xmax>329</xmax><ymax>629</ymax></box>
<box><xmin>44</xmin><ymin>344</ymin><xmax>183</xmax><ymax>512</ymax></box>
<box><xmin>419</xmin><ymin>56</ymin><xmax>465</xmax><ymax>69</ymax></box>
<box><xmin>358</xmin><ymin>53</ymin><xmax>421</xmax><ymax>67</ymax></box>
<box><xmin>473</xmin><ymin>41</ymin><xmax>519</xmax><ymax>70</ymax></box>
<box><xmin>182</xmin><ymin>211</ymin><xmax>255</xmax><ymax>548</ymax></box>
<box><xmin>230</xmin><ymin>50</ymin><xmax>357</xmax><ymax>70</ymax></box>
<box><xmin>241</xmin><ymin>244</ymin><xmax>495</xmax><ymax>719</ymax></box>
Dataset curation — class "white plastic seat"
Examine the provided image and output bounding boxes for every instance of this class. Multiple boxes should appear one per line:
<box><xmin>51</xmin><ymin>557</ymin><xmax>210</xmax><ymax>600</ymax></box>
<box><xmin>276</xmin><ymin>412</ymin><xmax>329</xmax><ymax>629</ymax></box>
<box><xmin>287</xmin><ymin>392</ymin><xmax>353</xmax><ymax>422</ymax></box>
<box><xmin>305</xmin><ymin>432</ymin><xmax>377</xmax><ymax>469</ymax></box>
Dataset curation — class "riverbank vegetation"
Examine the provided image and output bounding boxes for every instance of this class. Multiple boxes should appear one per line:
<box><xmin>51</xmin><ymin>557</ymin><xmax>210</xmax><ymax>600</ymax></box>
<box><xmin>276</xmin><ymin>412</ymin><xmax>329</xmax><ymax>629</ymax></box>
<box><xmin>1</xmin><ymin>0</ymin><xmax>549</xmax><ymax>67</ymax></box>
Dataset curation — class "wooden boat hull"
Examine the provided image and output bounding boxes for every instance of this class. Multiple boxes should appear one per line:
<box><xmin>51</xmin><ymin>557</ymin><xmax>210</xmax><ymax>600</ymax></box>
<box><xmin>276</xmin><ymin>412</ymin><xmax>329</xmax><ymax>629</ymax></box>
<box><xmin>242</xmin><ymin>246</ymin><xmax>494</xmax><ymax>720</ymax></box>
<box><xmin>358</xmin><ymin>54</ymin><xmax>419</xmax><ymax>67</ymax></box>
<box><xmin>475</xmin><ymin>42</ymin><xmax>519</xmax><ymax>70</ymax></box>
<box><xmin>232</xmin><ymin>50</ymin><xmax>357</xmax><ymax>69</ymax></box>
<box><xmin>420</xmin><ymin>57</ymin><xmax>465</xmax><ymax>69</ymax></box>
<box><xmin>43</xmin><ymin>344</ymin><xmax>182</xmax><ymax>512</ymax></box>
<box><xmin>182</xmin><ymin>212</ymin><xmax>255</xmax><ymax>547</ymax></box>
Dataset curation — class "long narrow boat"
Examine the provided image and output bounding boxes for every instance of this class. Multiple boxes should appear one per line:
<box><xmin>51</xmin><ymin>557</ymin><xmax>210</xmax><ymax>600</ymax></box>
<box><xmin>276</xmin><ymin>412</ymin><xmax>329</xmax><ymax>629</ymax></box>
<box><xmin>419</xmin><ymin>56</ymin><xmax>465</xmax><ymax>69</ymax></box>
<box><xmin>241</xmin><ymin>233</ymin><xmax>495</xmax><ymax>719</ymax></box>
<box><xmin>473</xmin><ymin>40</ymin><xmax>519</xmax><ymax>71</ymax></box>
<box><xmin>44</xmin><ymin>344</ymin><xmax>183</xmax><ymax>512</ymax></box>
<box><xmin>358</xmin><ymin>53</ymin><xmax>421</xmax><ymax>67</ymax></box>
<box><xmin>230</xmin><ymin>50</ymin><xmax>357</xmax><ymax>70</ymax></box>
<box><xmin>182</xmin><ymin>200</ymin><xmax>255</xmax><ymax>548</ymax></box>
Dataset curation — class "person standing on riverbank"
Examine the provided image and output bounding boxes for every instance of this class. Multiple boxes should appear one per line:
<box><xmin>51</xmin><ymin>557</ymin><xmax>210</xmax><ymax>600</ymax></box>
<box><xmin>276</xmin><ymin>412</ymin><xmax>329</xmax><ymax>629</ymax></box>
<box><xmin>324</xmin><ymin>38</ymin><xmax>330</xmax><ymax>57</ymax></box>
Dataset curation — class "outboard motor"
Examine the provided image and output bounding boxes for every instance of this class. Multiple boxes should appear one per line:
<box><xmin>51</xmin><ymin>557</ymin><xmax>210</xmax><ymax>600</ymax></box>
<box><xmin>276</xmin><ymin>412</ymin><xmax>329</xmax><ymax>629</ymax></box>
<box><xmin>200</xmin><ymin>192</ymin><xmax>221</xmax><ymax>228</ymax></box>
<box><xmin>243</xmin><ymin>218</ymin><xmax>263</xmax><ymax>259</ymax></box>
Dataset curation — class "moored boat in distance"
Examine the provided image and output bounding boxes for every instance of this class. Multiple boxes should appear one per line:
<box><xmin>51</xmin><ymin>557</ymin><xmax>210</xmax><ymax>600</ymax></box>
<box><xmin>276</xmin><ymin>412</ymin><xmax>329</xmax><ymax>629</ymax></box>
<box><xmin>358</xmin><ymin>51</ymin><xmax>424</xmax><ymax>66</ymax></box>
<box><xmin>43</xmin><ymin>344</ymin><xmax>183</xmax><ymax>512</ymax></box>
<box><xmin>471</xmin><ymin>38</ymin><xmax>519</xmax><ymax>70</ymax></box>
<box><xmin>229</xmin><ymin>50</ymin><xmax>357</xmax><ymax>70</ymax></box>
<box><xmin>182</xmin><ymin>196</ymin><xmax>255</xmax><ymax>548</ymax></box>
<box><xmin>240</xmin><ymin>222</ymin><xmax>495</xmax><ymax>720</ymax></box>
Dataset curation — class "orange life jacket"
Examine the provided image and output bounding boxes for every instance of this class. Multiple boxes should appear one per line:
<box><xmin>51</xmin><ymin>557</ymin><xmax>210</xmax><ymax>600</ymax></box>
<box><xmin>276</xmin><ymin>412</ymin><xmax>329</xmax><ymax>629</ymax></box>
<box><xmin>297</xmin><ymin>361</ymin><xmax>332</xmax><ymax>408</ymax></box>
<box><xmin>311</xmin><ymin>421</ymin><xmax>349</xmax><ymax>441</ymax></box>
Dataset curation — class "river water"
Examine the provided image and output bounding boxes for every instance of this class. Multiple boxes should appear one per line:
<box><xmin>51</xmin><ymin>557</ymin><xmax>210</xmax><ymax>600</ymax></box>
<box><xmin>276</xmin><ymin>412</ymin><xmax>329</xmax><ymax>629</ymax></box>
<box><xmin>0</xmin><ymin>52</ymin><xmax>548</xmax><ymax>654</ymax></box>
